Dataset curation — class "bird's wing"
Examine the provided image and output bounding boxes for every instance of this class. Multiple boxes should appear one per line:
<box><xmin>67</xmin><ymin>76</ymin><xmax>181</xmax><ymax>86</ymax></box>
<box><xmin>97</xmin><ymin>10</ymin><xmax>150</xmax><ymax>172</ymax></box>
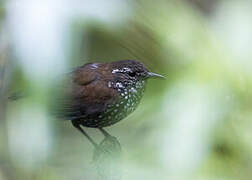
<box><xmin>56</xmin><ymin>65</ymin><xmax>117</xmax><ymax>121</ymax></box>
<box><xmin>72</xmin><ymin>64</ymin><xmax>98</xmax><ymax>86</ymax></box>
<box><xmin>69</xmin><ymin>80</ymin><xmax>117</xmax><ymax>118</ymax></box>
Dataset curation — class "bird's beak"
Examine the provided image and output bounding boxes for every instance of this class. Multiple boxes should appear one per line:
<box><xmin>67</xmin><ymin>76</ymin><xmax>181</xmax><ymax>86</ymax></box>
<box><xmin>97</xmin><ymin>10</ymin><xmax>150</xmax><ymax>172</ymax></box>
<box><xmin>147</xmin><ymin>72</ymin><xmax>166</xmax><ymax>79</ymax></box>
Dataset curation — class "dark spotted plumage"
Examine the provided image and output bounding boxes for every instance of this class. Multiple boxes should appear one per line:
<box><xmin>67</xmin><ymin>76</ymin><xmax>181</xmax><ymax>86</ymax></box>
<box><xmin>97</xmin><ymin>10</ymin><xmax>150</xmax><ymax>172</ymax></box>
<box><xmin>60</xmin><ymin>60</ymin><xmax>164</xmax><ymax>128</ymax></box>
<box><xmin>56</xmin><ymin>60</ymin><xmax>164</xmax><ymax>146</ymax></box>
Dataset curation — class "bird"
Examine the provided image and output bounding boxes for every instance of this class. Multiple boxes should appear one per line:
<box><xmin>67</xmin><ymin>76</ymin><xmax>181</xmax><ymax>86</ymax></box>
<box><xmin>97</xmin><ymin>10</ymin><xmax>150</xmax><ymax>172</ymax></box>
<box><xmin>57</xmin><ymin>60</ymin><xmax>164</xmax><ymax>146</ymax></box>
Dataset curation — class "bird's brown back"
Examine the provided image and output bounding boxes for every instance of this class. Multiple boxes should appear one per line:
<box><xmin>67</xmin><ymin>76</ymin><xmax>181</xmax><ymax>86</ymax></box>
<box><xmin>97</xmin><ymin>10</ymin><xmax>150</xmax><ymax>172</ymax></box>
<box><xmin>60</xmin><ymin>63</ymin><xmax>118</xmax><ymax>121</ymax></box>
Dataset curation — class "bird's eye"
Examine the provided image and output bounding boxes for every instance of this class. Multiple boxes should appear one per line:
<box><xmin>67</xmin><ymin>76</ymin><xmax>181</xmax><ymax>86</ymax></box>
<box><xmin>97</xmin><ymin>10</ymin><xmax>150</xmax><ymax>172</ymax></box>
<box><xmin>128</xmin><ymin>71</ymin><xmax>136</xmax><ymax>77</ymax></box>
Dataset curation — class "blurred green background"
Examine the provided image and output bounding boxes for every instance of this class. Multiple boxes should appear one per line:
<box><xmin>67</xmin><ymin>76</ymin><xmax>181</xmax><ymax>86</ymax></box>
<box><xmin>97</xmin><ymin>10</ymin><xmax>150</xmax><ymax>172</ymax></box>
<box><xmin>1</xmin><ymin>0</ymin><xmax>252</xmax><ymax>179</ymax></box>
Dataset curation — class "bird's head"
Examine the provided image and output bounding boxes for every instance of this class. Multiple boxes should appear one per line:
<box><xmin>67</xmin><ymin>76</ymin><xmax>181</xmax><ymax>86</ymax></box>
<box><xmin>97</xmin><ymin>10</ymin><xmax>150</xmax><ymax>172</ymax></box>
<box><xmin>110</xmin><ymin>60</ymin><xmax>165</xmax><ymax>84</ymax></box>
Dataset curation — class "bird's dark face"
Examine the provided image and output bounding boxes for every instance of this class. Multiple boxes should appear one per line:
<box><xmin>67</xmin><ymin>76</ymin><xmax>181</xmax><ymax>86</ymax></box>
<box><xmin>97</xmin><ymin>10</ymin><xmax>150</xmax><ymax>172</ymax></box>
<box><xmin>111</xmin><ymin>60</ymin><xmax>164</xmax><ymax>85</ymax></box>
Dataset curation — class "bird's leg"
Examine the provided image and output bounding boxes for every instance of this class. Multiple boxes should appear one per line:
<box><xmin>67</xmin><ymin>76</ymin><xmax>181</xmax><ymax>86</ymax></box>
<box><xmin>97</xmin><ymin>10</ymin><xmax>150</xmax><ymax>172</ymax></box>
<box><xmin>99</xmin><ymin>128</ymin><xmax>112</xmax><ymax>137</ymax></box>
<box><xmin>71</xmin><ymin>121</ymin><xmax>98</xmax><ymax>148</ymax></box>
